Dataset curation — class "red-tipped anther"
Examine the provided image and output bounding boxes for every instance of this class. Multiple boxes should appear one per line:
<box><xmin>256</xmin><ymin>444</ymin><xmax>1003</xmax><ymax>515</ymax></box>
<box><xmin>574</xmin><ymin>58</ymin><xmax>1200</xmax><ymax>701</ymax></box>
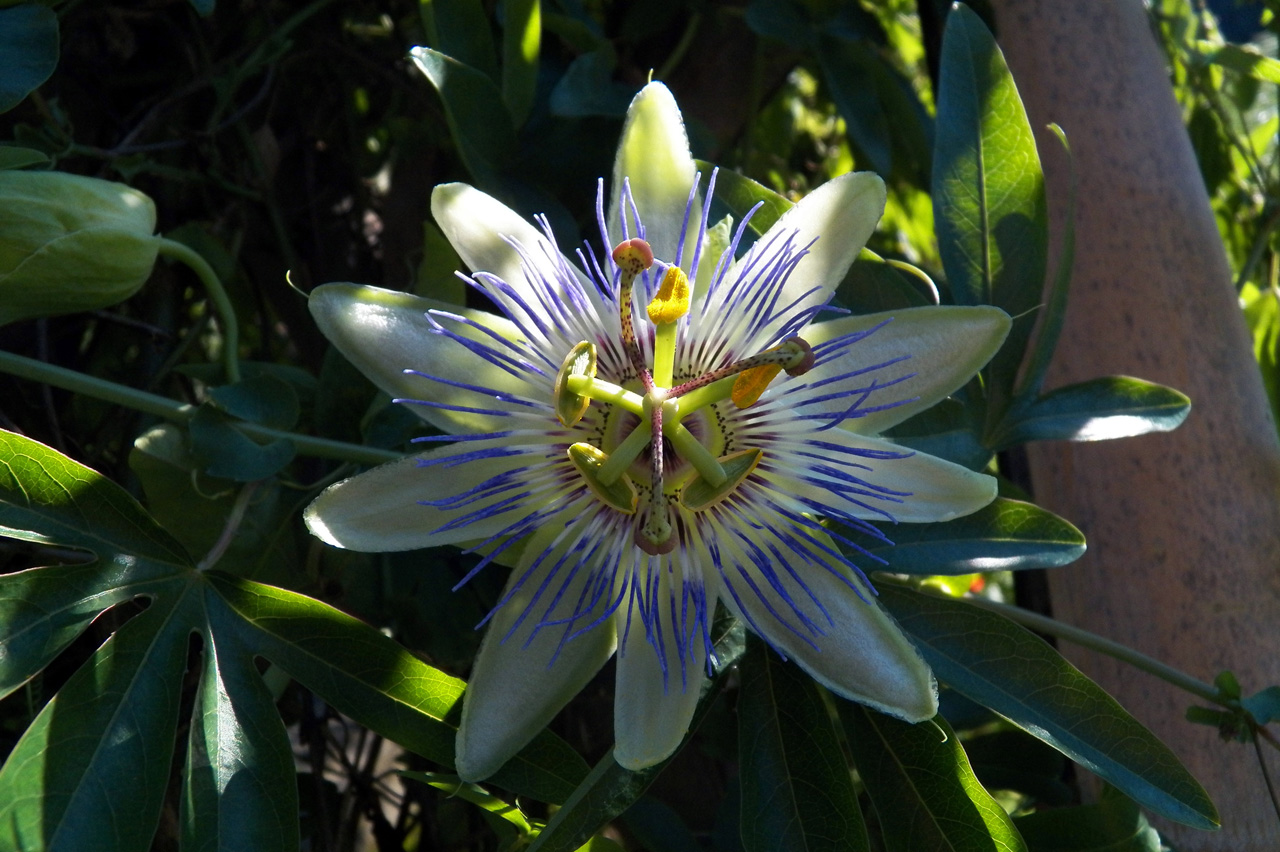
<box><xmin>783</xmin><ymin>337</ymin><xmax>816</xmax><ymax>377</ymax></box>
<box><xmin>612</xmin><ymin>238</ymin><xmax>655</xmax><ymax>276</ymax></box>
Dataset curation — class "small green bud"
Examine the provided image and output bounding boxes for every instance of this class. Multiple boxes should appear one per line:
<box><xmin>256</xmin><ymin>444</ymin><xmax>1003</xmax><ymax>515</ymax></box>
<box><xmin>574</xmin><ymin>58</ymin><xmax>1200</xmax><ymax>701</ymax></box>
<box><xmin>0</xmin><ymin>170</ymin><xmax>159</xmax><ymax>325</ymax></box>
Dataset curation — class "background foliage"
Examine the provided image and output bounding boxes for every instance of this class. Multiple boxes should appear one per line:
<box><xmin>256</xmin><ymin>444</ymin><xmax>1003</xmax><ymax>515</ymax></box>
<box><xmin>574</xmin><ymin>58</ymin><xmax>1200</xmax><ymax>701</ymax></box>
<box><xmin>0</xmin><ymin>0</ymin><xmax>1275</xmax><ymax>850</ymax></box>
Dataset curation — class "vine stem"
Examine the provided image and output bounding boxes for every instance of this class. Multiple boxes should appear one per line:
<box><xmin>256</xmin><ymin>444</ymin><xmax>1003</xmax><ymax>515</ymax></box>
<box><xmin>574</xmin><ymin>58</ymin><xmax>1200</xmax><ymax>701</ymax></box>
<box><xmin>0</xmin><ymin>349</ymin><xmax>401</xmax><ymax>466</ymax></box>
<box><xmin>154</xmin><ymin>236</ymin><xmax>241</xmax><ymax>384</ymax></box>
<box><xmin>954</xmin><ymin>591</ymin><xmax>1223</xmax><ymax>705</ymax></box>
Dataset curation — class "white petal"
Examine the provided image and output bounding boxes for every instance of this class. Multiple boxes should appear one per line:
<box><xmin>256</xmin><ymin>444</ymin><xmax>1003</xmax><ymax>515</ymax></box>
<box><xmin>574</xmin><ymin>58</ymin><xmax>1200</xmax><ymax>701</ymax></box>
<box><xmin>431</xmin><ymin>183</ymin><xmax>609</xmax><ymax>345</ymax></box>
<box><xmin>795</xmin><ymin>305</ymin><xmax>1011</xmax><ymax>436</ymax></box>
<box><xmin>715</xmin><ymin>525</ymin><xmax>936</xmax><ymax>721</ymax></box>
<box><xmin>723</xmin><ymin>172</ymin><xmax>885</xmax><ymax>323</ymax></box>
<box><xmin>309</xmin><ymin>282</ymin><xmax>543</xmax><ymax>434</ymax></box>
<box><xmin>609</xmin><ymin>82</ymin><xmax>699</xmax><ymax>262</ymax></box>
<box><xmin>456</xmin><ymin>517</ymin><xmax>619</xmax><ymax>781</ymax></box>
<box><xmin>758</xmin><ymin>429</ymin><xmax>997</xmax><ymax>523</ymax></box>
<box><xmin>304</xmin><ymin>437</ymin><xmax>564</xmax><ymax>551</ymax></box>
<box><xmin>432</xmin><ymin>183</ymin><xmax>551</xmax><ymax>293</ymax></box>
<box><xmin>612</xmin><ymin>553</ymin><xmax>708</xmax><ymax>770</ymax></box>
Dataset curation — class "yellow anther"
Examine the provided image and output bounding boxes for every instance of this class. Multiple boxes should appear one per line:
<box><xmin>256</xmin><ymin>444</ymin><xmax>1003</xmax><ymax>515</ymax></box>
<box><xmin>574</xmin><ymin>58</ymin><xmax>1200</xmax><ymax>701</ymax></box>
<box><xmin>646</xmin><ymin>266</ymin><xmax>690</xmax><ymax>325</ymax></box>
<box><xmin>553</xmin><ymin>341</ymin><xmax>597</xmax><ymax>426</ymax></box>
<box><xmin>568</xmin><ymin>443</ymin><xmax>638</xmax><ymax>514</ymax></box>
<box><xmin>731</xmin><ymin>364</ymin><xmax>783</xmax><ymax>408</ymax></box>
<box><xmin>611</xmin><ymin>238</ymin><xmax>654</xmax><ymax>277</ymax></box>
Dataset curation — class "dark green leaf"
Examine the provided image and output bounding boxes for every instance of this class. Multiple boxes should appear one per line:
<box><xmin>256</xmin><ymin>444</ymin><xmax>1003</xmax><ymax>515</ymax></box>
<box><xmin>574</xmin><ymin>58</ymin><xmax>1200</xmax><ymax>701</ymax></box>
<box><xmin>619</xmin><ymin>797</ymin><xmax>704</xmax><ymax>852</ymax></box>
<box><xmin>526</xmin><ymin>621</ymin><xmax>746</xmax><ymax>852</ymax></box>
<box><xmin>410</xmin><ymin>46</ymin><xmax>517</xmax><ymax>183</ymax></box>
<box><xmin>0</xmin><ymin>145</ymin><xmax>50</xmax><ymax>169</ymax></box>
<box><xmin>695</xmin><ymin>160</ymin><xmax>793</xmax><ymax>237</ymax></box>
<box><xmin>0</xmin><ymin>4</ymin><xmax>58</xmax><ymax>114</ymax></box>
<box><xmin>206</xmin><ymin>572</ymin><xmax>588</xmax><ymax>805</ymax></box>
<box><xmin>932</xmin><ymin>4</ymin><xmax>1047</xmax><ymax>409</ymax></box>
<box><xmin>0</xmin><ymin>589</ymin><xmax>198</xmax><ymax>852</ymax></box>
<box><xmin>839</xmin><ymin>497</ymin><xmax>1084</xmax><ymax>575</ymax></box>
<box><xmin>739</xmin><ymin>637</ymin><xmax>869</xmax><ymax>852</ymax></box>
<box><xmin>840</xmin><ymin>706</ymin><xmax>1026</xmax><ymax>852</ymax></box>
<box><xmin>189</xmin><ymin>405</ymin><xmax>296</xmax><ymax>481</ymax></box>
<box><xmin>878</xmin><ymin>585</ymin><xmax>1219</xmax><ymax>830</ymax></box>
<box><xmin>549</xmin><ymin>51</ymin><xmax>633</xmax><ymax>117</ymax></box>
<box><xmin>501</xmin><ymin>0</ymin><xmax>540</xmax><ymax>126</ymax></box>
<box><xmin>817</xmin><ymin>35</ymin><xmax>892</xmax><ymax>175</ymax></box>
<box><xmin>182</xmin><ymin>614</ymin><xmax>299</xmax><ymax>852</ymax></box>
<box><xmin>993</xmin><ymin>377</ymin><xmax>1191</xmax><ymax>449</ymax></box>
<box><xmin>418</xmin><ymin>0</ymin><xmax>499</xmax><ymax>81</ymax></box>
<box><xmin>1013</xmin><ymin>788</ymin><xmax>1160</xmax><ymax>852</ymax></box>
<box><xmin>208</xmin><ymin>374</ymin><xmax>301</xmax><ymax>431</ymax></box>
<box><xmin>963</xmin><ymin>728</ymin><xmax>1072</xmax><ymax>806</ymax></box>
<box><xmin>837</xmin><ymin>250</ymin><xmax>933</xmax><ymax>314</ymax></box>
<box><xmin>1242</xmin><ymin>685</ymin><xmax>1280</xmax><ymax>725</ymax></box>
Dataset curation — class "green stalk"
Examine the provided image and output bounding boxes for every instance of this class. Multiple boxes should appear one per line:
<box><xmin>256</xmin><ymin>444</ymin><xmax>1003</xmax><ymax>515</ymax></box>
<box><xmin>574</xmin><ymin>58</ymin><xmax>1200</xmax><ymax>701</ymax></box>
<box><xmin>956</xmin><ymin>592</ymin><xmax>1222</xmax><ymax>705</ymax></box>
<box><xmin>155</xmin><ymin>237</ymin><xmax>241</xmax><ymax>383</ymax></box>
<box><xmin>0</xmin><ymin>350</ymin><xmax>401</xmax><ymax>466</ymax></box>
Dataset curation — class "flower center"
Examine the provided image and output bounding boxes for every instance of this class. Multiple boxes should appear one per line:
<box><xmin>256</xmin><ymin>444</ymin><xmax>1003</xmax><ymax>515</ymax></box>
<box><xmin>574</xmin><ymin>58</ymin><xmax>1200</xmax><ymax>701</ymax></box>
<box><xmin>553</xmin><ymin>238</ymin><xmax>815</xmax><ymax>555</ymax></box>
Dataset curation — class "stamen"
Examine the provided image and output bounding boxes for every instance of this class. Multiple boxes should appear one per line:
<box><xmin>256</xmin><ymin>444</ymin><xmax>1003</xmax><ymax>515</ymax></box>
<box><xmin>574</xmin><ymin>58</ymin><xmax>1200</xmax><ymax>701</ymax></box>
<box><xmin>669</xmin><ymin>336</ymin><xmax>816</xmax><ymax>412</ymax></box>
<box><xmin>681</xmin><ymin>449</ymin><xmax>763</xmax><ymax>511</ymax></box>
<box><xmin>611</xmin><ymin>238</ymin><xmax>655</xmax><ymax>390</ymax></box>
<box><xmin>553</xmin><ymin>341</ymin><xmax>597</xmax><ymax>426</ymax></box>
<box><xmin>568</xmin><ymin>443</ymin><xmax>638</xmax><ymax>514</ymax></box>
<box><xmin>647</xmin><ymin>265</ymin><xmax>690</xmax><ymax>389</ymax></box>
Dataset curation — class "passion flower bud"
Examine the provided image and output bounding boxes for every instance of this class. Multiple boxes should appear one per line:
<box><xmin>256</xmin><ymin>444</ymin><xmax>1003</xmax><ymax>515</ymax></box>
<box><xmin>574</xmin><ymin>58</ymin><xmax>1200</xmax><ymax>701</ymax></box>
<box><xmin>0</xmin><ymin>170</ymin><xmax>159</xmax><ymax>325</ymax></box>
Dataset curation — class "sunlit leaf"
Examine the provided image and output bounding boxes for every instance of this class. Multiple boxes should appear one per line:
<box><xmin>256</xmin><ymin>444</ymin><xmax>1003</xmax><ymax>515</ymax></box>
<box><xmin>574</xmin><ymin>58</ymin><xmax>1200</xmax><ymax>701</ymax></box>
<box><xmin>410</xmin><ymin>46</ymin><xmax>517</xmax><ymax>183</ymax></box>
<box><xmin>878</xmin><ymin>585</ymin><xmax>1219</xmax><ymax>830</ymax></box>
<box><xmin>992</xmin><ymin>377</ymin><xmax>1191</xmax><ymax>449</ymax></box>
<box><xmin>839</xmin><ymin>497</ymin><xmax>1085</xmax><ymax>575</ymax></box>
<box><xmin>932</xmin><ymin>5</ymin><xmax>1047</xmax><ymax>413</ymax></box>
<box><xmin>840</xmin><ymin>706</ymin><xmax>1026</xmax><ymax>852</ymax></box>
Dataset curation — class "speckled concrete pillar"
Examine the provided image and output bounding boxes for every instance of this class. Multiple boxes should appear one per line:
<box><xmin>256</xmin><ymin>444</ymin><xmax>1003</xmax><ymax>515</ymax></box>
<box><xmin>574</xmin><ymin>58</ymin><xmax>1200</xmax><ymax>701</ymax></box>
<box><xmin>988</xmin><ymin>1</ymin><xmax>1280</xmax><ymax>848</ymax></box>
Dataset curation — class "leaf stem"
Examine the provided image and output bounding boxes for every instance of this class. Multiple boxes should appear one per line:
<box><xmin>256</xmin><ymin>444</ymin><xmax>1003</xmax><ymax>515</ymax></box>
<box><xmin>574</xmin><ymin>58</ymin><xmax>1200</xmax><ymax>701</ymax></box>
<box><xmin>155</xmin><ymin>236</ymin><xmax>242</xmax><ymax>383</ymax></box>
<box><xmin>955</xmin><ymin>592</ymin><xmax>1222</xmax><ymax>705</ymax></box>
<box><xmin>0</xmin><ymin>349</ymin><xmax>402</xmax><ymax>466</ymax></box>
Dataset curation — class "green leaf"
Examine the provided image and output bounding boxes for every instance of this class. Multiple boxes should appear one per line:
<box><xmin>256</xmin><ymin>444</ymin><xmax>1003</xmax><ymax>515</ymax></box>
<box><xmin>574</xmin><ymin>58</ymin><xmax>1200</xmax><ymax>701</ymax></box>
<box><xmin>1242</xmin><ymin>282</ymin><xmax>1280</xmax><ymax>429</ymax></box>
<box><xmin>1197</xmin><ymin>41</ymin><xmax>1280</xmax><ymax>85</ymax></box>
<box><xmin>738</xmin><ymin>637</ymin><xmax>869</xmax><ymax>852</ymax></box>
<box><xmin>837</xmin><ymin>250</ymin><xmax>933</xmax><ymax>314</ymax></box>
<box><xmin>549</xmin><ymin>50</ymin><xmax>633</xmax><ymax>117</ymax></box>
<box><xmin>839</xmin><ymin>706</ymin><xmax>1027</xmax><ymax>852</ymax></box>
<box><xmin>695</xmin><ymin>159</ymin><xmax>793</xmax><ymax>236</ymax></box>
<box><xmin>993</xmin><ymin>377</ymin><xmax>1191</xmax><ymax>449</ymax></box>
<box><xmin>817</xmin><ymin>34</ymin><xmax>892</xmax><ymax>175</ymax></box>
<box><xmin>1013</xmin><ymin>788</ymin><xmax>1160</xmax><ymax>852</ymax></box>
<box><xmin>525</xmin><ymin>621</ymin><xmax>747</xmax><ymax>852</ymax></box>
<box><xmin>838</xmin><ymin>497</ymin><xmax>1085</xmax><ymax>575</ymax></box>
<box><xmin>402</xmin><ymin>770</ymin><xmax>538</xmax><ymax>848</ymax></box>
<box><xmin>877</xmin><ymin>585</ymin><xmax>1219</xmax><ymax>830</ymax></box>
<box><xmin>501</xmin><ymin>0</ymin><xmax>540</xmax><ymax>126</ymax></box>
<box><xmin>182</xmin><ymin>614</ymin><xmax>298</xmax><ymax>852</ymax></box>
<box><xmin>1242</xmin><ymin>685</ymin><xmax>1280</xmax><ymax>725</ymax></box>
<box><xmin>208</xmin><ymin>374</ymin><xmax>301</xmax><ymax>431</ymax></box>
<box><xmin>189</xmin><ymin>405</ymin><xmax>296</xmax><ymax>481</ymax></box>
<box><xmin>418</xmin><ymin>0</ymin><xmax>499</xmax><ymax>81</ymax></box>
<box><xmin>0</xmin><ymin>4</ymin><xmax>58</xmax><ymax>114</ymax></box>
<box><xmin>0</xmin><ymin>145</ymin><xmax>50</xmax><ymax>170</ymax></box>
<box><xmin>0</xmin><ymin>430</ymin><xmax>584</xmax><ymax>851</ymax></box>
<box><xmin>963</xmin><ymin>729</ymin><xmax>1073</xmax><ymax>806</ymax></box>
<box><xmin>205</xmin><ymin>572</ymin><xmax>588</xmax><ymax>805</ymax></box>
<box><xmin>410</xmin><ymin>46</ymin><xmax>517</xmax><ymax>183</ymax></box>
<box><xmin>0</xmin><ymin>589</ymin><xmax>199</xmax><ymax>852</ymax></box>
<box><xmin>932</xmin><ymin>4</ymin><xmax>1047</xmax><ymax>411</ymax></box>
